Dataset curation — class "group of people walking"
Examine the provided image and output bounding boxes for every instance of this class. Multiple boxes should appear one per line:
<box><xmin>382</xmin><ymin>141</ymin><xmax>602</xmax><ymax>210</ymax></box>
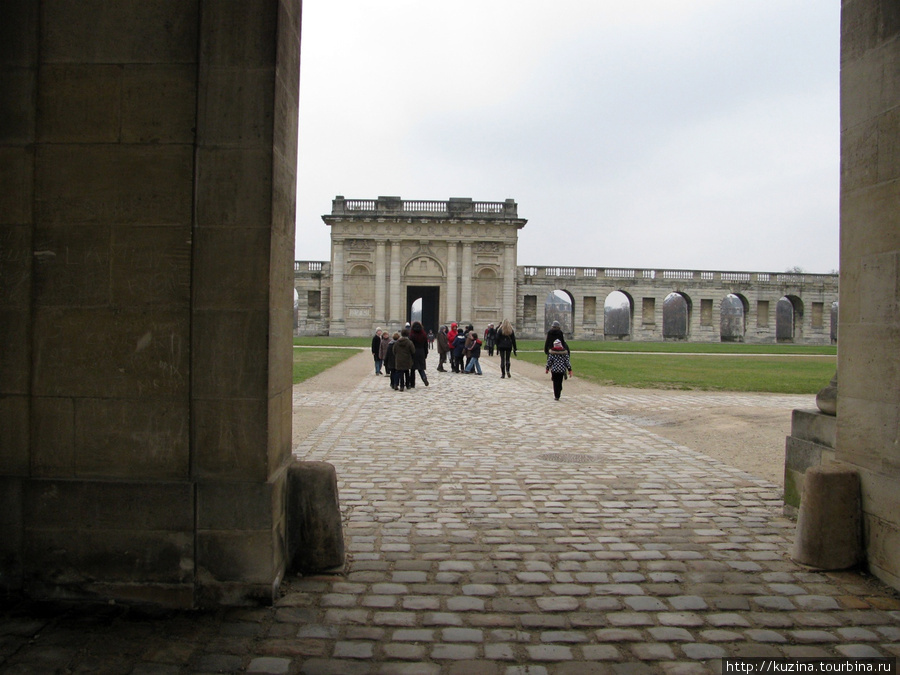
<box><xmin>434</xmin><ymin>320</ymin><xmax>517</xmax><ymax>377</ymax></box>
<box><xmin>371</xmin><ymin>322</ymin><xmax>430</xmax><ymax>391</ymax></box>
<box><xmin>370</xmin><ymin>319</ymin><xmax>574</xmax><ymax>399</ymax></box>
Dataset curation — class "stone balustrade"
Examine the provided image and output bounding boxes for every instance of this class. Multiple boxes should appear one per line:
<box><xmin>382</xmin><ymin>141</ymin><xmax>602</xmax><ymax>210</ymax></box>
<box><xmin>521</xmin><ymin>265</ymin><xmax>838</xmax><ymax>288</ymax></box>
<box><xmin>330</xmin><ymin>195</ymin><xmax>518</xmax><ymax>219</ymax></box>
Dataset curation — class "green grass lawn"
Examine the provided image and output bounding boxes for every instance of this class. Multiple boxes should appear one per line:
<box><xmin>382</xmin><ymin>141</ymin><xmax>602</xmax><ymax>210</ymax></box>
<box><xmin>514</xmin><ymin>340</ymin><xmax>836</xmax><ymax>355</ymax></box>
<box><xmin>516</xmin><ymin>351</ymin><xmax>835</xmax><ymax>394</ymax></box>
<box><xmin>293</xmin><ymin>346</ymin><xmax>361</xmax><ymax>384</ymax></box>
<box><xmin>293</xmin><ymin>337</ymin><xmax>836</xmax><ymax>393</ymax></box>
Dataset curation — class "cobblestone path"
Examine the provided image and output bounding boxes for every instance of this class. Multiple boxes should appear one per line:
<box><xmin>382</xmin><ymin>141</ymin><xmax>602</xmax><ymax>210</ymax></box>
<box><xmin>1</xmin><ymin>355</ymin><xmax>898</xmax><ymax>674</ymax></box>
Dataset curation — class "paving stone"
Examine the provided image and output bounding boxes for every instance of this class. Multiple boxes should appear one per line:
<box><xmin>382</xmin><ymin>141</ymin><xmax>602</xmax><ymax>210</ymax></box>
<box><xmin>540</xmin><ymin>630</ymin><xmax>589</xmax><ymax>643</ymax></box>
<box><xmin>333</xmin><ymin>641</ymin><xmax>375</xmax><ymax>659</ymax></box>
<box><xmin>657</xmin><ymin>612</ymin><xmax>704</xmax><ymax>627</ymax></box>
<box><xmin>442</xmin><ymin>627</ymin><xmax>484</xmax><ymax>642</ymax></box>
<box><xmin>751</xmin><ymin>596</ymin><xmax>796</xmax><ymax>611</ymax></box>
<box><xmin>791</xmin><ymin>611</ymin><xmax>842</xmax><ymax>627</ymax></box>
<box><xmin>448</xmin><ymin>596</ymin><xmax>486</xmax><ymax>612</ymax></box>
<box><xmin>669</xmin><ymin>596</ymin><xmax>707</xmax><ymax>611</ymax></box>
<box><xmin>536</xmin><ymin>596</ymin><xmax>580</xmax><ymax>612</ymax></box>
<box><xmin>835</xmin><ymin>644</ymin><xmax>887</xmax><ymax>657</ymax></box>
<box><xmin>525</xmin><ymin>644</ymin><xmax>574</xmax><ymax>661</ymax></box>
<box><xmin>431</xmin><ymin>644</ymin><xmax>479</xmax><ymax>660</ymax></box>
<box><xmin>376</xmin><ymin>662</ymin><xmax>441</xmax><ymax>674</ymax></box>
<box><xmin>744</xmin><ymin>629</ymin><xmax>788</xmax><ymax>643</ymax></box>
<box><xmin>631</xmin><ymin>642</ymin><xmax>676</xmax><ymax>660</ymax></box>
<box><xmin>392</xmin><ymin>629</ymin><xmax>435</xmax><ymax>642</ymax></box>
<box><xmin>790</xmin><ymin>629</ymin><xmax>840</xmax><ymax>643</ymax></box>
<box><xmin>793</xmin><ymin>595</ymin><xmax>842</xmax><ymax>611</ymax></box>
<box><xmin>624</xmin><ymin>596</ymin><xmax>667</xmax><ymax>612</ymax></box>
<box><xmin>293</xmin><ymin>658</ymin><xmax>371</xmax><ymax>675</ymax></box>
<box><xmin>698</xmin><ymin>628</ymin><xmax>744</xmax><ymax>642</ymax></box>
<box><xmin>484</xmin><ymin>643</ymin><xmax>517</xmax><ymax>661</ymax></box>
<box><xmin>607</xmin><ymin>612</ymin><xmax>656</xmax><ymax>627</ymax></box>
<box><xmin>384</xmin><ymin>643</ymin><xmax>427</xmax><ymax>660</ymax></box>
<box><xmin>706</xmin><ymin>613</ymin><xmax>751</xmax><ymax>628</ymax></box>
<box><xmin>647</xmin><ymin>626</ymin><xmax>695</xmax><ymax>642</ymax></box>
<box><xmin>445</xmin><ymin>661</ymin><xmax>503</xmax><ymax>675</ymax></box>
<box><xmin>681</xmin><ymin>643</ymin><xmax>727</xmax><ymax>659</ymax></box>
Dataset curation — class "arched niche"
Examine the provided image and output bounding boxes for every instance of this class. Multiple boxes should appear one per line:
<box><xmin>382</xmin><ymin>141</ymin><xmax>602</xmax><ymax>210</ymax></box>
<box><xmin>776</xmin><ymin>295</ymin><xmax>804</xmax><ymax>343</ymax></box>
<box><xmin>604</xmin><ymin>290</ymin><xmax>633</xmax><ymax>339</ymax></box>
<box><xmin>720</xmin><ymin>293</ymin><xmax>748</xmax><ymax>342</ymax></box>
<box><xmin>544</xmin><ymin>290</ymin><xmax>574</xmax><ymax>334</ymax></box>
<box><xmin>663</xmin><ymin>292</ymin><xmax>691</xmax><ymax>340</ymax></box>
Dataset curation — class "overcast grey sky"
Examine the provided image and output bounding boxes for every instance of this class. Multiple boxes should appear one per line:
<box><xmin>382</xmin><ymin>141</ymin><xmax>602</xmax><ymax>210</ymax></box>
<box><xmin>295</xmin><ymin>1</ymin><xmax>840</xmax><ymax>274</ymax></box>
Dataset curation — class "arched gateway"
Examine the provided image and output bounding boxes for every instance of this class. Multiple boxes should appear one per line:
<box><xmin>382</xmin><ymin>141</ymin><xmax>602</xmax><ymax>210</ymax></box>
<box><xmin>322</xmin><ymin>196</ymin><xmax>525</xmax><ymax>336</ymax></box>
<box><xmin>297</xmin><ymin>196</ymin><xmax>840</xmax><ymax>345</ymax></box>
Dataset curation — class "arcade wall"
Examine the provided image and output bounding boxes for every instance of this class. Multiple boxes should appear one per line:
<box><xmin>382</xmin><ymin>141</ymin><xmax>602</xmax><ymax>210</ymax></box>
<box><xmin>295</xmin><ymin>261</ymin><xmax>839</xmax><ymax>344</ymax></box>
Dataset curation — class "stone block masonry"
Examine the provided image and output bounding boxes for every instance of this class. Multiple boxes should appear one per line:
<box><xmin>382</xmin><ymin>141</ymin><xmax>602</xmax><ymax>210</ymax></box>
<box><xmin>296</xmin><ymin>197</ymin><xmax>838</xmax><ymax>343</ymax></box>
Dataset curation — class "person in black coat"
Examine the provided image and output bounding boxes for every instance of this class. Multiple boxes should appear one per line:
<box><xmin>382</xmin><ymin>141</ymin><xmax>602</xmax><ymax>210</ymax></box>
<box><xmin>451</xmin><ymin>330</ymin><xmax>467</xmax><ymax>373</ymax></box>
<box><xmin>544</xmin><ymin>320</ymin><xmax>569</xmax><ymax>355</ymax></box>
<box><xmin>495</xmin><ymin>319</ymin><xmax>517</xmax><ymax>379</ymax></box>
<box><xmin>408</xmin><ymin>321</ymin><xmax>429</xmax><ymax>387</ymax></box>
<box><xmin>371</xmin><ymin>328</ymin><xmax>384</xmax><ymax>374</ymax></box>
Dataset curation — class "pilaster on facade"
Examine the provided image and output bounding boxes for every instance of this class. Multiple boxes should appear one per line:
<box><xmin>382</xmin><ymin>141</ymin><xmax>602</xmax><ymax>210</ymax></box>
<box><xmin>461</xmin><ymin>243</ymin><xmax>473</xmax><ymax>326</ymax></box>
<box><xmin>330</xmin><ymin>240</ymin><xmax>345</xmax><ymax>335</ymax></box>
<box><xmin>389</xmin><ymin>242</ymin><xmax>401</xmax><ymax>325</ymax></box>
<box><xmin>446</xmin><ymin>241</ymin><xmax>459</xmax><ymax>324</ymax></box>
<box><xmin>375</xmin><ymin>241</ymin><xmax>386</xmax><ymax>325</ymax></box>
<box><xmin>502</xmin><ymin>243</ymin><xmax>517</xmax><ymax>323</ymax></box>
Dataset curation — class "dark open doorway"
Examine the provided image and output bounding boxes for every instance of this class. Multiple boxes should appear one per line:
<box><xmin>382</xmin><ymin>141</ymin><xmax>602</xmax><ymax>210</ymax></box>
<box><xmin>407</xmin><ymin>286</ymin><xmax>440</xmax><ymax>334</ymax></box>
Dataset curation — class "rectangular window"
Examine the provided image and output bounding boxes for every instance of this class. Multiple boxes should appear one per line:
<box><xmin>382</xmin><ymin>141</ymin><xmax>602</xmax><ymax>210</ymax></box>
<box><xmin>812</xmin><ymin>302</ymin><xmax>824</xmax><ymax>328</ymax></box>
<box><xmin>757</xmin><ymin>300</ymin><xmax>769</xmax><ymax>328</ymax></box>
<box><xmin>701</xmin><ymin>299</ymin><xmax>713</xmax><ymax>326</ymax></box>
<box><xmin>583</xmin><ymin>297</ymin><xmax>597</xmax><ymax>324</ymax></box>
<box><xmin>308</xmin><ymin>290</ymin><xmax>321</xmax><ymax>317</ymax></box>
<box><xmin>524</xmin><ymin>295</ymin><xmax>537</xmax><ymax>321</ymax></box>
<box><xmin>642</xmin><ymin>297</ymin><xmax>655</xmax><ymax>325</ymax></box>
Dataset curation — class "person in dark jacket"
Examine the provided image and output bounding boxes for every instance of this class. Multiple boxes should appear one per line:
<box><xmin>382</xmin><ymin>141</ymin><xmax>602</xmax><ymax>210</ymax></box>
<box><xmin>384</xmin><ymin>332</ymin><xmax>398</xmax><ymax>388</ymax></box>
<box><xmin>451</xmin><ymin>329</ymin><xmax>467</xmax><ymax>373</ymax></box>
<box><xmin>546</xmin><ymin>338</ymin><xmax>573</xmax><ymax>400</ymax></box>
<box><xmin>378</xmin><ymin>330</ymin><xmax>391</xmax><ymax>375</ymax></box>
<box><xmin>463</xmin><ymin>325</ymin><xmax>477</xmax><ymax>371</ymax></box>
<box><xmin>544</xmin><ymin>320</ymin><xmax>570</xmax><ymax>355</ymax></box>
<box><xmin>484</xmin><ymin>323</ymin><xmax>496</xmax><ymax>356</ymax></box>
<box><xmin>371</xmin><ymin>328</ymin><xmax>384</xmax><ymax>375</ymax></box>
<box><xmin>436</xmin><ymin>326</ymin><xmax>450</xmax><ymax>372</ymax></box>
<box><xmin>392</xmin><ymin>329</ymin><xmax>416</xmax><ymax>391</ymax></box>
<box><xmin>464</xmin><ymin>334</ymin><xmax>483</xmax><ymax>375</ymax></box>
<box><xmin>495</xmin><ymin>319</ymin><xmax>517</xmax><ymax>379</ymax></box>
<box><xmin>408</xmin><ymin>321</ymin><xmax>429</xmax><ymax>387</ymax></box>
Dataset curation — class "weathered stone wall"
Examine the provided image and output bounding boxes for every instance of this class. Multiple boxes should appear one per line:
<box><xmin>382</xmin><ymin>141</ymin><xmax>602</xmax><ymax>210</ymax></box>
<box><xmin>320</xmin><ymin>198</ymin><xmax>524</xmax><ymax>336</ymax></box>
<box><xmin>836</xmin><ymin>0</ymin><xmax>900</xmax><ymax>591</ymax></box>
<box><xmin>0</xmin><ymin>0</ymin><xmax>301</xmax><ymax>607</ymax></box>
<box><xmin>516</xmin><ymin>268</ymin><xmax>838</xmax><ymax>343</ymax></box>
<box><xmin>295</xmin><ymin>259</ymin><xmax>839</xmax><ymax>343</ymax></box>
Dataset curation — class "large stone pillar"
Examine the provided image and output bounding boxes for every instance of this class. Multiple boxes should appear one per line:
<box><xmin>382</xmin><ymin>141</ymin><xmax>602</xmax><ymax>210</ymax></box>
<box><xmin>461</xmin><ymin>242</ymin><xmax>473</xmax><ymax>326</ymax></box>
<box><xmin>375</xmin><ymin>240</ymin><xmax>386</xmax><ymax>326</ymax></box>
<box><xmin>0</xmin><ymin>0</ymin><xmax>302</xmax><ymax>607</ymax></box>
<box><xmin>389</xmin><ymin>240</ymin><xmax>402</xmax><ymax>325</ymax></box>
<box><xmin>446</xmin><ymin>241</ymin><xmax>459</xmax><ymax>323</ymax></box>
<box><xmin>330</xmin><ymin>239</ymin><xmax>345</xmax><ymax>335</ymax></box>
<box><xmin>835</xmin><ymin>0</ymin><xmax>900</xmax><ymax>591</ymax></box>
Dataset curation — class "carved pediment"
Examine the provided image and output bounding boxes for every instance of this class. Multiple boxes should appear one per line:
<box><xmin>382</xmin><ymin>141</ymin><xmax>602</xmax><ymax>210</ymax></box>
<box><xmin>404</xmin><ymin>255</ymin><xmax>445</xmax><ymax>277</ymax></box>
